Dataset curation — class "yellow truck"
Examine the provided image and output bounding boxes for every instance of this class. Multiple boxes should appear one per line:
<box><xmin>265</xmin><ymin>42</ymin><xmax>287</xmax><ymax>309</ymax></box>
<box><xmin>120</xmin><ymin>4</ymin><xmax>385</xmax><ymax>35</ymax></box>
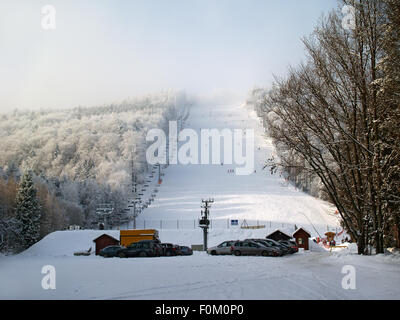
<box><xmin>120</xmin><ymin>229</ymin><xmax>160</xmax><ymax>247</ymax></box>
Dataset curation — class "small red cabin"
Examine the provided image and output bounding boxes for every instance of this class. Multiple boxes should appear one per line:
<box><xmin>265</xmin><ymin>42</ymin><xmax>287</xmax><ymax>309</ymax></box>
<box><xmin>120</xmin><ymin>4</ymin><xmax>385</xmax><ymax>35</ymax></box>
<box><xmin>93</xmin><ymin>234</ymin><xmax>120</xmax><ymax>255</ymax></box>
<box><xmin>293</xmin><ymin>228</ymin><xmax>311</xmax><ymax>250</ymax></box>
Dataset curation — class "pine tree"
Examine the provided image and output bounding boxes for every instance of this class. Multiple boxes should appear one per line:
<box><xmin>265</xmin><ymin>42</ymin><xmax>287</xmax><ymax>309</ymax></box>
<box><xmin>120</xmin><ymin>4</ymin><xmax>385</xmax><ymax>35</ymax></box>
<box><xmin>15</xmin><ymin>171</ymin><xmax>41</xmax><ymax>249</ymax></box>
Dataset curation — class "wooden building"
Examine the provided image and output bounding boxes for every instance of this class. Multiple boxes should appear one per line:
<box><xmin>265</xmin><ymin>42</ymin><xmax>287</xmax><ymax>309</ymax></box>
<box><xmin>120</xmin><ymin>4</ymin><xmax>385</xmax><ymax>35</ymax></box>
<box><xmin>93</xmin><ymin>234</ymin><xmax>120</xmax><ymax>255</ymax></box>
<box><xmin>293</xmin><ymin>228</ymin><xmax>311</xmax><ymax>250</ymax></box>
<box><xmin>266</xmin><ymin>229</ymin><xmax>292</xmax><ymax>241</ymax></box>
<box><xmin>325</xmin><ymin>232</ymin><xmax>336</xmax><ymax>242</ymax></box>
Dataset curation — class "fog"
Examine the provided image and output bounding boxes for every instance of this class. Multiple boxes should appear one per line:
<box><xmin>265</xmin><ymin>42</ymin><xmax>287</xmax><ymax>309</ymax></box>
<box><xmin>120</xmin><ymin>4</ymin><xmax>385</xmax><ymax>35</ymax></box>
<box><xmin>0</xmin><ymin>0</ymin><xmax>337</xmax><ymax>112</ymax></box>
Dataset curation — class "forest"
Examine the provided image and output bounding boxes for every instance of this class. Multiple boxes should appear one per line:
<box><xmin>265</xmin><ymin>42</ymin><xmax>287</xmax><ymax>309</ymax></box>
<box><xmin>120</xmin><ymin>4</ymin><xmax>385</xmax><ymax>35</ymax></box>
<box><xmin>0</xmin><ymin>90</ymin><xmax>190</xmax><ymax>253</ymax></box>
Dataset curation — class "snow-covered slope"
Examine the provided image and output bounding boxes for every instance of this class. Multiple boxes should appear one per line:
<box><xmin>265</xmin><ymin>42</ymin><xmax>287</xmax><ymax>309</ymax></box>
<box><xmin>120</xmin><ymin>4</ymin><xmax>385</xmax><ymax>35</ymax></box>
<box><xmin>134</xmin><ymin>103</ymin><xmax>340</xmax><ymax>238</ymax></box>
<box><xmin>17</xmin><ymin>102</ymin><xmax>342</xmax><ymax>256</ymax></box>
<box><xmin>2</xmin><ymin>103</ymin><xmax>400</xmax><ymax>301</ymax></box>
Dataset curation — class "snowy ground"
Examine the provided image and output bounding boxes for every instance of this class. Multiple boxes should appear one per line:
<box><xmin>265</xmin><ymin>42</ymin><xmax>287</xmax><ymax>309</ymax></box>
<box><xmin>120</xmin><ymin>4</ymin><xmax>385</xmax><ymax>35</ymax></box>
<box><xmin>1</xmin><ymin>103</ymin><xmax>399</xmax><ymax>299</ymax></box>
<box><xmin>1</xmin><ymin>230</ymin><xmax>399</xmax><ymax>299</ymax></box>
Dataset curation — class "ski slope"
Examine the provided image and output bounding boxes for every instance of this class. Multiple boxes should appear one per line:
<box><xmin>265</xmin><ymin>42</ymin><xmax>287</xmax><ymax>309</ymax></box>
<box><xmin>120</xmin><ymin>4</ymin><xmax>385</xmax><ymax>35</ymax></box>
<box><xmin>133</xmin><ymin>102</ymin><xmax>340</xmax><ymax>242</ymax></box>
<box><xmin>1</xmin><ymin>102</ymin><xmax>400</xmax><ymax>300</ymax></box>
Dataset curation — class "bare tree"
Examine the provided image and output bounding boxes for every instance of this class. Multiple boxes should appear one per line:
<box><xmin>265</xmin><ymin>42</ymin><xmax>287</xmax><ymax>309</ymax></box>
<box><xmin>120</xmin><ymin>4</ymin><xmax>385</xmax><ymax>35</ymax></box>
<box><xmin>257</xmin><ymin>0</ymin><xmax>397</xmax><ymax>254</ymax></box>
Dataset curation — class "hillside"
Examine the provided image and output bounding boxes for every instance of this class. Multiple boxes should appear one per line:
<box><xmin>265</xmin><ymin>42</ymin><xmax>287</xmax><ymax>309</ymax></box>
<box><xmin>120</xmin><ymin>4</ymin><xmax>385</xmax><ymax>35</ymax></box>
<box><xmin>133</xmin><ymin>102</ymin><xmax>341</xmax><ymax>239</ymax></box>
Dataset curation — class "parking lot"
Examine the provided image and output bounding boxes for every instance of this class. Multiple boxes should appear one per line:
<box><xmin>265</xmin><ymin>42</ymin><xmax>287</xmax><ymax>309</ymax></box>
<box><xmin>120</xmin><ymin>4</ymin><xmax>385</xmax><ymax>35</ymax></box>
<box><xmin>2</xmin><ymin>248</ymin><xmax>400</xmax><ymax>300</ymax></box>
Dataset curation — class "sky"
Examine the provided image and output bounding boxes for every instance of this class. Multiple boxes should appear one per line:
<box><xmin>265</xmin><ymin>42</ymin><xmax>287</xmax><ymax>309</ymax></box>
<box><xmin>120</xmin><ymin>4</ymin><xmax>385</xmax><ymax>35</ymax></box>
<box><xmin>0</xmin><ymin>0</ymin><xmax>338</xmax><ymax>111</ymax></box>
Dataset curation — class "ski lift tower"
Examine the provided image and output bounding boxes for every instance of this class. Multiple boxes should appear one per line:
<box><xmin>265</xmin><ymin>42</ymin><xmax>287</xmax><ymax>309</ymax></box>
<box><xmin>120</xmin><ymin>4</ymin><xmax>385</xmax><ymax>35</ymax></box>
<box><xmin>130</xmin><ymin>170</ymin><xmax>141</xmax><ymax>229</ymax></box>
<box><xmin>129</xmin><ymin>153</ymin><xmax>143</xmax><ymax>229</ymax></box>
<box><xmin>199</xmin><ymin>199</ymin><xmax>214</xmax><ymax>251</ymax></box>
<box><xmin>96</xmin><ymin>203</ymin><xmax>114</xmax><ymax>229</ymax></box>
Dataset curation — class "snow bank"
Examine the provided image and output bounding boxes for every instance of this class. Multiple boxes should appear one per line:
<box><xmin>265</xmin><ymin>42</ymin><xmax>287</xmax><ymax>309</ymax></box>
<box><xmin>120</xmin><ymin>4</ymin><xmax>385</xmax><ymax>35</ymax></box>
<box><xmin>309</xmin><ymin>240</ymin><xmax>328</xmax><ymax>252</ymax></box>
<box><xmin>20</xmin><ymin>230</ymin><xmax>120</xmax><ymax>257</ymax></box>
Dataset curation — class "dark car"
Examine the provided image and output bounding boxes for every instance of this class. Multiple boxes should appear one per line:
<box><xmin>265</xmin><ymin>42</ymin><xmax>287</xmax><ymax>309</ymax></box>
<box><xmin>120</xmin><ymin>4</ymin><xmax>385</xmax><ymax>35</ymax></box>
<box><xmin>247</xmin><ymin>239</ymin><xmax>285</xmax><ymax>256</ymax></box>
<box><xmin>264</xmin><ymin>238</ymin><xmax>292</xmax><ymax>255</ymax></box>
<box><xmin>117</xmin><ymin>240</ymin><xmax>162</xmax><ymax>258</ymax></box>
<box><xmin>230</xmin><ymin>240</ymin><xmax>280</xmax><ymax>256</ymax></box>
<box><xmin>178</xmin><ymin>246</ymin><xmax>193</xmax><ymax>256</ymax></box>
<box><xmin>160</xmin><ymin>243</ymin><xmax>181</xmax><ymax>256</ymax></box>
<box><xmin>278</xmin><ymin>240</ymin><xmax>299</xmax><ymax>253</ymax></box>
<box><xmin>99</xmin><ymin>245</ymin><xmax>125</xmax><ymax>257</ymax></box>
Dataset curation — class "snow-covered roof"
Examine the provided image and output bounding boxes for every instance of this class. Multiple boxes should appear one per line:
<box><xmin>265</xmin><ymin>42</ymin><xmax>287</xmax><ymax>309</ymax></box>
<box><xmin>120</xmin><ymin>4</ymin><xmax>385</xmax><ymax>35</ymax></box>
<box><xmin>266</xmin><ymin>229</ymin><xmax>292</xmax><ymax>239</ymax></box>
<box><xmin>92</xmin><ymin>233</ymin><xmax>119</xmax><ymax>242</ymax></box>
<box><xmin>293</xmin><ymin>227</ymin><xmax>311</xmax><ymax>237</ymax></box>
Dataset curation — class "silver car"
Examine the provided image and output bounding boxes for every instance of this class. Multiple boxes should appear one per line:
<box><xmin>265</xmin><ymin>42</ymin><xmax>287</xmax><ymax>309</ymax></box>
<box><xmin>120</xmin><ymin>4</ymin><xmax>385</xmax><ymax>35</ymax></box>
<box><xmin>207</xmin><ymin>240</ymin><xmax>238</xmax><ymax>255</ymax></box>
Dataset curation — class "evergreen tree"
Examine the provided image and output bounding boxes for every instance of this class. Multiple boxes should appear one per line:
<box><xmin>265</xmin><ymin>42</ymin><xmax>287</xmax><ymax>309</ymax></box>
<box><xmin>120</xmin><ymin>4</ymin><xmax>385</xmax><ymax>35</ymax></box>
<box><xmin>15</xmin><ymin>171</ymin><xmax>41</xmax><ymax>249</ymax></box>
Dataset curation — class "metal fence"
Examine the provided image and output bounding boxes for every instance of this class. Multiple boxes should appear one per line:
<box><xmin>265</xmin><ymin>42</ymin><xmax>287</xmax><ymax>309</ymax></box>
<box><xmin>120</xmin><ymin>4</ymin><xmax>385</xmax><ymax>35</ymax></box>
<box><xmin>119</xmin><ymin>219</ymin><xmax>340</xmax><ymax>234</ymax></box>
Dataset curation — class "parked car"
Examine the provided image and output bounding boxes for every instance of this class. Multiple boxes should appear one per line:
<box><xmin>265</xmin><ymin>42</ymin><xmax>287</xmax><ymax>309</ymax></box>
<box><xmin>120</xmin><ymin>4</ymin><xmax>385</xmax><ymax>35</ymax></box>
<box><xmin>263</xmin><ymin>238</ymin><xmax>292</xmax><ymax>255</ymax></box>
<box><xmin>117</xmin><ymin>240</ymin><xmax>162</xmax><ymax>258</ymax></box>
<box><xmin>160</xmin><ymin>243</ymin><xmax>181</xmax><ymax>256</ymax></box>
<box><xmin>207</xmin><ymin>240</ymin><xmax>238</xmax><ymax>255</ymax></box>
<box><xmin>246</xmin><ymin>239</ymin><xmax>285</xmax><ymax>256</ymax></box>
<box><xmin>99</xmin><ymin>245</ymin><xmax>125</xmax><ymax>258</ymax></box>
<box><xmin>278</xmin><ymin>240</ymin><xmax>299</xmax><ymax>253</ymax></box>
<box><xmin>230</xmin><ymin>240</ymin><xmax>280</xmax><ymax>256</ymax></box>
<box><xmin>178</xmin><ymin>246</ymin><xmax>193</xmax><ymax>256</ymax></box>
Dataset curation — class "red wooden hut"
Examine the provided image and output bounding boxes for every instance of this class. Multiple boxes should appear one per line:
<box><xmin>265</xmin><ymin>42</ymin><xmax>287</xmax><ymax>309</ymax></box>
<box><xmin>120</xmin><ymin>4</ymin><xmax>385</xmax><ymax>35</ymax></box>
<box><xmin>293</xmin><ymin>228</ymin><xmax>311</xmax><ymax>250</ymax></box>
<box><xmin>93</xmin><ymin>234</ymin><xmax>119</xmax><ymax>255</ymax></box>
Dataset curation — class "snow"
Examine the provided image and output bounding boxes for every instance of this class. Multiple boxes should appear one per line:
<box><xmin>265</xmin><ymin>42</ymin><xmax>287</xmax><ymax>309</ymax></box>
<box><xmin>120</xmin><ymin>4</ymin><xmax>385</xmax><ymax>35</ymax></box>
<box><xmin>133</xmin><ymin>103</ymin><xmax>341</xmax><ymax>238</ymax></box>
<box><xmin>1</xmin><ymin>233</ymin><xmax>399</xmax><ymax>299</ymax></box>
<box><xmin>1</xmin><ymin>103</ymin><xmax>399</xmax><ymax>299</ymax></box>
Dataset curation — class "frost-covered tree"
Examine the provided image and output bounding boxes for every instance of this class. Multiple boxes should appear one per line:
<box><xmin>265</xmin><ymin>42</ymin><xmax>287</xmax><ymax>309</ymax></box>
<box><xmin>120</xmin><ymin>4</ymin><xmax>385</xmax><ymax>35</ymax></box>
<box><xmin>0</xmin><ymin>91</ymin><xmax>191</xmax><ymax>238</ymax></box>
<box><xmin>15</xmin><ymin>171</ymin><xmax>41</xmax><ymax>249</ymax></box>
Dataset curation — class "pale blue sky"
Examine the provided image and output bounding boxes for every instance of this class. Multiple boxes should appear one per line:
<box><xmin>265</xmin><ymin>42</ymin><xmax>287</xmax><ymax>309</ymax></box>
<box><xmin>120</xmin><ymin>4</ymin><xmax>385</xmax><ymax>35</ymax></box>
<box><xmin>0</xmin><ymin>0</ymin><xmax>338</xmax><ymax>111</ymax></box>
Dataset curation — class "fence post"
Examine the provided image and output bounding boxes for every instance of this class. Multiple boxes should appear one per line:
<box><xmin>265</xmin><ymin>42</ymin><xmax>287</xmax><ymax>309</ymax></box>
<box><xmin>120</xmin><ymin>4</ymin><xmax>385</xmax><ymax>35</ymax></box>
<box><xmin>177</xmin><ymin>220</ymin><xmax>179</xmax><ymax>229</ymax></box>
<box><xmin>161</xmin><ymin>220</ymin><xmax>162</xmax><ymax>230</ymax></box>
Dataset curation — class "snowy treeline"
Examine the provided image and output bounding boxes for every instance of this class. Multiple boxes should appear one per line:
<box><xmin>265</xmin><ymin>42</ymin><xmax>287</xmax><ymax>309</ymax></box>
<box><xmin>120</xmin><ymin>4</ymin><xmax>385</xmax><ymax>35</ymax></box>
<box><xmin>0</xmin><ymin>91</ymin><xmax>191</xmax><ymax>253</ymax></box>
<box><xmin>248</xmin><ymin>88</ymin><xmax>328</xmax><ymax>200</ymax></box>
<box><xmin>248</xmin><ymin>0</ymin><xmax>400</xmax><ymax>254</ymax></box>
